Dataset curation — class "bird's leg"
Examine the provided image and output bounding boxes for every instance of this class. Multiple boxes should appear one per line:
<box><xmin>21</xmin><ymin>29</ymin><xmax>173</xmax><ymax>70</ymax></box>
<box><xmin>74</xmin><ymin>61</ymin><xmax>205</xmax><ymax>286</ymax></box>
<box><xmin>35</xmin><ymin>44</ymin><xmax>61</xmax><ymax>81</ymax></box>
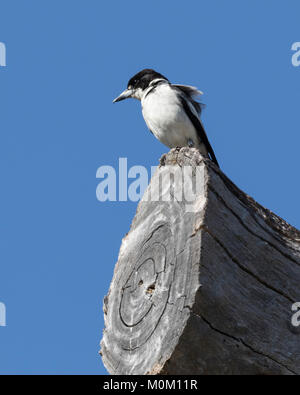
<box><xmin>187</xmin><ymin>138</ymin><xmax>194</xmax><ymax>148</ymax></box>
<box><xmin>159</xmin><ymin>153</ymin><xmax>167</xmax><ymax>166</ymax></box>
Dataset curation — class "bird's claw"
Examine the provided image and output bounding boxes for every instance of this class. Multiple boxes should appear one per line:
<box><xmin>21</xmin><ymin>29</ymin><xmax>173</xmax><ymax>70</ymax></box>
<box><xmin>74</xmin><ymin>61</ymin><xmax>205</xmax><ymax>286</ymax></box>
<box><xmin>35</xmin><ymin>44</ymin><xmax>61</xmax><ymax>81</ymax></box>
<box><xmin>187</xmin><ymin>139</ymin><xmax>194</xmax><ymax>148</ymax></box>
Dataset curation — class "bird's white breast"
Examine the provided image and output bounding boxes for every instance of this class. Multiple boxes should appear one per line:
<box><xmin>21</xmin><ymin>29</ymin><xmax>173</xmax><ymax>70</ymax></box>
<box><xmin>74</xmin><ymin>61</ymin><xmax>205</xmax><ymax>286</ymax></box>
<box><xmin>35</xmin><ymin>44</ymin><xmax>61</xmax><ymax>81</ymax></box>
<box><xmin>141</xmin><ymin>83</ymin><xmax>200</xmax><ymax>149</ymax></box>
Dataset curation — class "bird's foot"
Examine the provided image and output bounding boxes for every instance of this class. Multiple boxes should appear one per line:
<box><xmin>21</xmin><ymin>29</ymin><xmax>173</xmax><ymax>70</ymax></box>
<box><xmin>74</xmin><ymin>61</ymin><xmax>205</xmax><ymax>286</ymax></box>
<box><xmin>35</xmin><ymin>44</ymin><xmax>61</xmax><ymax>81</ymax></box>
<box><xmin>187</xmin><ymin>139</ymin><xmax>194</xmax><ymax>148</ymax></box>
<box><xmin>159</xmin><ymin>153</ymin><xmax>167</xmax><ymax>166</ymax></box>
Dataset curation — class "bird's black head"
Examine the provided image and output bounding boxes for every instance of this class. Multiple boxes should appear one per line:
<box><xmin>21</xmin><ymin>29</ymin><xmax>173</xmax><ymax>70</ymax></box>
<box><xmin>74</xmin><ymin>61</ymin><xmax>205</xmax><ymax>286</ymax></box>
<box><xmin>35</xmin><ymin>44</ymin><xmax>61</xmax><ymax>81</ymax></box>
<box><xmin>127</xmin><ymin>69</ymin><xmax>168</xmax><ymax>90</ymax></box>
<box><xmin>113</xmin><ymin>69</ymin><xmax>168</xmax><ymax>103</ymax></box>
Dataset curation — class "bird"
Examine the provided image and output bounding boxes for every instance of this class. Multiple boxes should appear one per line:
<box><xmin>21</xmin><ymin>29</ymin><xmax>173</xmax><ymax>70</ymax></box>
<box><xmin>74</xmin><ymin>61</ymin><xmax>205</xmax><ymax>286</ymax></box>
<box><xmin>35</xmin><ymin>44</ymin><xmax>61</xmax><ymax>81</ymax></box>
<box><xmin>113</xmin><ymin>68</ymin><xmax>219</xmax><ymax>167</ymax></box>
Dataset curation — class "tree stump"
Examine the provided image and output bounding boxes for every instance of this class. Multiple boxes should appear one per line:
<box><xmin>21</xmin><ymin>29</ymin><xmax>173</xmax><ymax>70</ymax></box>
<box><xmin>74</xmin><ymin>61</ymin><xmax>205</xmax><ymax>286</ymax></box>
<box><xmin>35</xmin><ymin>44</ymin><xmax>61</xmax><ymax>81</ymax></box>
<box><xmin>100</xmin><ymin>147</ymin><xmax>300</xmax><ymax>375</ymax></box>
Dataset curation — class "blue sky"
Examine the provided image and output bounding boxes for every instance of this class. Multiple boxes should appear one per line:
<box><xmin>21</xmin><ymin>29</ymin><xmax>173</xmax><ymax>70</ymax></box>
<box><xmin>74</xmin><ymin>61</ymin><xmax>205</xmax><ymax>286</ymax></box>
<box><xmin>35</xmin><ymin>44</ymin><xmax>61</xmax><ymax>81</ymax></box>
<box><xmin>0</xmin><ymin>0</ymin><xmax>299</xmax><ymax>374</ymax></box>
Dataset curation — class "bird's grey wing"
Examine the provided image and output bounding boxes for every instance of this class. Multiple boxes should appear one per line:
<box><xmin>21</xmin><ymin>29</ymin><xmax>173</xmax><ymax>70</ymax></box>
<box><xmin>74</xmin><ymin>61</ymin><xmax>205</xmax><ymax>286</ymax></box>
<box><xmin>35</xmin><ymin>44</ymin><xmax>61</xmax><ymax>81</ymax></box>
<box><xmin>178</xmin><ymin>95</ymin><xmax>219</xmax><ymax>167</ymax></box>
<box><xmin>173</xmin><ymin>84</ymin><xmax>205</xmax><ymax>115</ymax></box>
<box><xmin>172</xmin><ymin>84</ymin><xmax>203</xmax><ymax>97</ymax></box>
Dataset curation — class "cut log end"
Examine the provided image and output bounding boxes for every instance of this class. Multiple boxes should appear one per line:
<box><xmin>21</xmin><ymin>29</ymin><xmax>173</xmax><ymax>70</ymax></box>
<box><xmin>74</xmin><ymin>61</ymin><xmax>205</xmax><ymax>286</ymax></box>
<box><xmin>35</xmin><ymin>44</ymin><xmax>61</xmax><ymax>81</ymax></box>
<box><xmin>100</xmin><ymin>147</ymin><xmax>300</xmax><ymax>375</ymax></box>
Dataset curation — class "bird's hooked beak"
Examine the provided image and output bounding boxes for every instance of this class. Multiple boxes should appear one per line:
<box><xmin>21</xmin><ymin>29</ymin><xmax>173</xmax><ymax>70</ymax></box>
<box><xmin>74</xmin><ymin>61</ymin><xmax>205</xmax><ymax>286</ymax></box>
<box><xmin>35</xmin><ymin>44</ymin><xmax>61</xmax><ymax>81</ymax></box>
<box><xmin>113</xmin><ymin>88</ymin><xmax>133</xmax><ymax>103</ymax></box>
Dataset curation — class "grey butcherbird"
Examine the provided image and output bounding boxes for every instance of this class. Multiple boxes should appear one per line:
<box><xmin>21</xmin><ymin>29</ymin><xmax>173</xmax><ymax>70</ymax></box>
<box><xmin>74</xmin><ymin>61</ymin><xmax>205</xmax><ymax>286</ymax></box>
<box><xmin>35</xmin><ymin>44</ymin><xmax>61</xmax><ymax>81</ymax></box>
<box><xmin>113</xmin><ymin>68</ymin><xmax>219</xmax><ymax>167</ymax></box>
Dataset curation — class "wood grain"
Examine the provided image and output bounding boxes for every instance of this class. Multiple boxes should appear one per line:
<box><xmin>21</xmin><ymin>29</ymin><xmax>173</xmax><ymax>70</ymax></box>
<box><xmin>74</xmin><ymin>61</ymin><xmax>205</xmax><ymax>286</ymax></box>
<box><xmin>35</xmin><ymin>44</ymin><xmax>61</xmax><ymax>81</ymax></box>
<box><xmin>100</xmin><ymin>147</ymin><xmax>300</xmax><ymax>375</ymax></box>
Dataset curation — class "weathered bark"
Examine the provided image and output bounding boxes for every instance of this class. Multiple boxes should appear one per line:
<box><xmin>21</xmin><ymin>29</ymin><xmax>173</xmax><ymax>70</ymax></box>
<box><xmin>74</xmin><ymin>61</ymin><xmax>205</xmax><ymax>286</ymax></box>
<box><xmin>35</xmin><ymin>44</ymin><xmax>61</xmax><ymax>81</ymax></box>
<box><xmin>100</xmin><ymin>147</ymin><xmax>300</xmax><ymax>375</ymax></box>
